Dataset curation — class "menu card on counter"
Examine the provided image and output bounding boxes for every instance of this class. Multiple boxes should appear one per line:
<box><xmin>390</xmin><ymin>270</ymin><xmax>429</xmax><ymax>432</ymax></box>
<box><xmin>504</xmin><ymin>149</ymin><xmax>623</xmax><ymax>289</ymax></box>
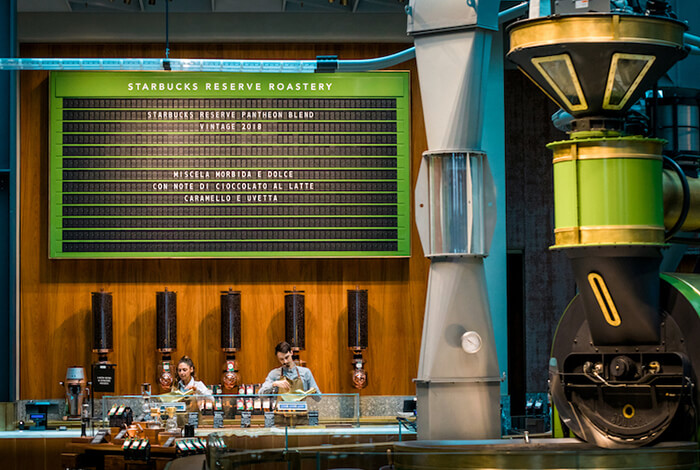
<box><xmin>213</xmin><ymin>411</ymin><xmax>224</xmax><ymax>428</ymax></box>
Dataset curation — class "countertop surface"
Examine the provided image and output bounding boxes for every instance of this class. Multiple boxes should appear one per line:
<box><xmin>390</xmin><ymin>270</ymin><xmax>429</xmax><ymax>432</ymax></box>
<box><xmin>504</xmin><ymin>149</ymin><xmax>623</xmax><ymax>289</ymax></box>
<box><xmin>0</xmin><ymin>424</ymin><xmax>415</xmax><ymax>439</ymax></box>
<box><xmin>0</xmin><ymin>429</ymin><xmax>83</xmax><ymax>439</ymax></box>
<box><xmin>197</xmin><ymin>424</ymin><xmax>415</xmax><ymax>437</ymax></box>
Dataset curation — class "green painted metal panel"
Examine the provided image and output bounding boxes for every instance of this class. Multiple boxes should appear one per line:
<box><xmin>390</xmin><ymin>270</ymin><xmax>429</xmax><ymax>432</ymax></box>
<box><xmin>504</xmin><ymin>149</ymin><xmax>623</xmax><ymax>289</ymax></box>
<box><xmin>553</xmin><ymin>157</ymin><xmax>662</xmax><ymax>229</ymax></box>
<box><xmin>553</xmin><ymin>160</ymin><xmax>578</xmax><ymax>228</ymax></box>
<box><xmin>661</xmin><ymin>273</ymin><xmax>700</xmax><ymax>316</ymax></box>
<box><xmin>577</xmin><ymin>157</ymin><xmax>663</xmax><ymax>226</ymax></box>
<box><xmin>49</xmin><ymin>71</ymin><xmax>411</xmax><ymax>258</ymax></box>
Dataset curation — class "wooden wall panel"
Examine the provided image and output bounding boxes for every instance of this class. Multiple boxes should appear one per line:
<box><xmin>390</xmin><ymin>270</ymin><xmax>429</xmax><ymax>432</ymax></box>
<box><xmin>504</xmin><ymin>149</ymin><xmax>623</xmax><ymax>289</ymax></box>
<box><xmin>0</xmin><ymin>437</ymin><xmax>72</xmax><ymax>470</ymax></box>
<box><xmin>19</xmin><ymin>43</ymin><xmax>430</xmax><ymax>399</ymax></box>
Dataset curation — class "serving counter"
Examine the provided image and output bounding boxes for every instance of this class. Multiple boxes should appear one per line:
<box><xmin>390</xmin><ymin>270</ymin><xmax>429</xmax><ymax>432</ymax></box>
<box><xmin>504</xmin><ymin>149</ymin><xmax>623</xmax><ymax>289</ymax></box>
<box><xmin>0</xmin><ymin>395</ymin><xmax>416</xmax><ymax>470</ymax></box>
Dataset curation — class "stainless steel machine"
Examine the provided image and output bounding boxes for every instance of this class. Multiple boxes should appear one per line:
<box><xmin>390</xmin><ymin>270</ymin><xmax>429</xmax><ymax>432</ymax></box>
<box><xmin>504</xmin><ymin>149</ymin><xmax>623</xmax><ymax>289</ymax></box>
<box><xmin>61</xmin><ymin>366</ymin><xmax>88</xmax><ymax>420</ymax></box>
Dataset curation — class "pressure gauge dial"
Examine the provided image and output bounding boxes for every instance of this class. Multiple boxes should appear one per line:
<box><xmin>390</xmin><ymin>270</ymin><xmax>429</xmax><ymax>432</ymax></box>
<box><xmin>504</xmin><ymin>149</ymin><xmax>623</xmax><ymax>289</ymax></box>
<box><xmin>461</xmin><ymin>331</ymin><xmax>482</xmax><ymax>354</ymax></box>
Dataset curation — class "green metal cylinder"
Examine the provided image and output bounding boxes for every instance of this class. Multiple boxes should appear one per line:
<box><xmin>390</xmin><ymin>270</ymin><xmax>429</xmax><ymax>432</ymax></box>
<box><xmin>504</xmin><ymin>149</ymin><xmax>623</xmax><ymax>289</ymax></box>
<box><xmin>549</xmin><ymin>136</ymin><xmax>665</xmax><ymax>248</ymax></box>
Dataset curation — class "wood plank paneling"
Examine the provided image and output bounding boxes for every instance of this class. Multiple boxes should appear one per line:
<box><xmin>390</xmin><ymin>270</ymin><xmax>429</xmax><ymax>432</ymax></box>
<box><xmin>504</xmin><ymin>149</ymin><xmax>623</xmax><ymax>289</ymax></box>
<box><xmin>0</xmin><ymin>438</ymin><xmax>16</xmax><ymax>470</ymax></box>
<box><xmin>0</xmin><ymin>436</ymin><xmax>70</xmax><ymax>470</ymax></box>
<box><xmin>19</xmin><ymin>43</ymin><xmax>430</xmax><ymax>400</ymax></box>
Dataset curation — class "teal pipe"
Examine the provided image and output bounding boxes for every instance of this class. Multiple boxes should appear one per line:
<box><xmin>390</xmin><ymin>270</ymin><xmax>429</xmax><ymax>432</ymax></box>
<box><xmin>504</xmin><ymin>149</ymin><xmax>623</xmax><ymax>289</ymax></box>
<box><xmin>0</xmin><ymin>2</ymin><xmax>526</xmax><ymax>72</ymax></box>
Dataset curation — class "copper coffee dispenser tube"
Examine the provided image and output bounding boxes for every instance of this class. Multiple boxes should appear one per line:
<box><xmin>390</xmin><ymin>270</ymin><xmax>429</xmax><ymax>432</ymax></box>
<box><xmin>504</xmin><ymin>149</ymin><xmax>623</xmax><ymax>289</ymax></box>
<box><xmin>221</xmin><ymin>289</ymin><xmax>241</xmax><ymax>352</ymax></box>
<box><xmin>92</xmin><ymin>290</ymin><xmax>113</xmax><ymax>360</ymax></box>
<box><xmin>156</xmin><ymin>288</ymin><xmax>177</xmax><ymax>392</ymax></box>
<box><xmin>156</xmin><ymin>289</ymin><xmax>177</xmax><ymax>352</ymax></box>
<box><xmin>348</xmin><ymin>288</ymin><xmax>368</xmax><ymax>349</ymax></box>
<box><xmin>285</xmin><ymin>288</ymin><xmax>305</xmax><ymax>365</ymax></box>
<box><xmin>348</xmin><ymin>287</ymin><xmax>368</xmax><ymax>389</ymax></box>
<box><xmin>221</xmin><ymin>289</ymin><xmax>241</xmax><ymax>392</ymax></box>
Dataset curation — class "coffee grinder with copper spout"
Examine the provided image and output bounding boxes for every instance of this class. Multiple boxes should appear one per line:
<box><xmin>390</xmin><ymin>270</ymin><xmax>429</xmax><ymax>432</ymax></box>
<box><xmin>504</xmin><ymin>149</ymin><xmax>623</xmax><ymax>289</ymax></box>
<box><xmin>285</xmin><ymin>288</ymin><xmax>305</xmax><ymax>366</ymax></box>
<box><xmin>348</xmin><ymin>287</ymin><xmax>369</xmax><ymax>389</ymax></box>
<box><xmin>220</xmin><ymin>288</ymin><xmax>241</xmax><ymax>393</ymax></box>
<box><xmin>156</xmin><ymin>288</ymin><xmax>177</xmax><ymax>392</ymax></box>
<box><xmin>60</xmin><ymin>366</ymin><xmax>88</xmax><ymax>420</ymax></box>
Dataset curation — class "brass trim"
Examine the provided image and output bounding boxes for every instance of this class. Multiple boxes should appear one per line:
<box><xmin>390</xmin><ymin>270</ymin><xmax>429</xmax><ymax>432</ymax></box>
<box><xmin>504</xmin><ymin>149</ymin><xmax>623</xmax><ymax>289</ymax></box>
<box><xmin>518</xmin><ymin>67</ymin><xmax>561</xmax><ymax>106</ymax></box>
<box><xmin>602</xmin><ymin>53</ymin><xmax>656</xmax><ymax>111</ymax></box>
<box><xmin>531</xmin><ymin>54</ymin><xmax>588</xmax><ymax>112</ymax></box>
<box><xmin>554</xmin><ymin>225</ymin><xmax>664</xmax><ymax>245</ymax></box>
<box><xmin>549</xmin><ymin>138</ymin><xmax>664</xmax><ymax>163</ymax></box>
<box><xmin>587</xmin><ymin>272</ymin><xmax>621</xmax><ymax>327</ymax></box>
<box><xmin>554</xmin><ymin>227</ymin><xmax>580</xmax><ymax>245</ymax></box>
<box><xmin>509</xmin><ymin>15</ymin><xmax>686</xmax><ymax>52</ymax></box>
<box><xmin>552</xmin><ymin>152</ymin><xmax>663</xmax><ymax>163</ymax></box>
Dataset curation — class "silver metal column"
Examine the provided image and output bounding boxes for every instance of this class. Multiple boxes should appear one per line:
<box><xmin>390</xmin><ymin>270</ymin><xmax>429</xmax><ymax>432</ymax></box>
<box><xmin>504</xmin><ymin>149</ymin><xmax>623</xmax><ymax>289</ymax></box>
<box><xmin>408</xmin><ymin>0</ymin><xmax>501</xmax><ymax>440</ymax></box>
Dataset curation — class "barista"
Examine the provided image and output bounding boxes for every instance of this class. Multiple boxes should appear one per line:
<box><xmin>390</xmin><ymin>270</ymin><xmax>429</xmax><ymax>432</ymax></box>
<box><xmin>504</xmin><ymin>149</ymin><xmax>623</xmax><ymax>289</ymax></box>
<box><xmin>176</xmin><ymin>356</ymin><xmax>212</xmax><ymax>396</ymax></box>
<box><xmin>259</xmin><ymin>341</ymin><xmax>321</xmax><ymax>398</ymax></box>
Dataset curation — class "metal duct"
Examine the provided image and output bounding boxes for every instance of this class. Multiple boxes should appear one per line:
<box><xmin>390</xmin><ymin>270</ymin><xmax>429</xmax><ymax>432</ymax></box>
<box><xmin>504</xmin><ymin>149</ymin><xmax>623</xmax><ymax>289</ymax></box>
<box><xmin>409</xmin><ymin>0</ymin><xmax>501</xmax><ymax>441</ymax></box>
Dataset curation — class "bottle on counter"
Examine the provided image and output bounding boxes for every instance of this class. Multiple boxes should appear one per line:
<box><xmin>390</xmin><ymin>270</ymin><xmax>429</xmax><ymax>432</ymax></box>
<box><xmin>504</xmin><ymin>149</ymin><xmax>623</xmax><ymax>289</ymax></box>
<box><xmin>165</xmin><ymin>407</ymin><xmax>178</xmax><ymax>433</ymax></box>
<box><xmin>149</xmin><ymin>407</ymin><xmax>163</xmax><ymax>429</ymax></box>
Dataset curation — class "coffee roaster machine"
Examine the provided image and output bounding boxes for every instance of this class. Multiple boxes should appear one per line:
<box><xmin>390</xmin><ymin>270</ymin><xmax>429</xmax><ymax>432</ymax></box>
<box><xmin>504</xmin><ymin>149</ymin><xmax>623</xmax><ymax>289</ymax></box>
<box><xmin>409</xmin><ymin>0</ymin><xmax>700</xmax><ymax>454</ymax></box>
<box><xmin>506</xmin><ymin>1</ymin><xmax>700</xmax><ymax>449</ymax></box>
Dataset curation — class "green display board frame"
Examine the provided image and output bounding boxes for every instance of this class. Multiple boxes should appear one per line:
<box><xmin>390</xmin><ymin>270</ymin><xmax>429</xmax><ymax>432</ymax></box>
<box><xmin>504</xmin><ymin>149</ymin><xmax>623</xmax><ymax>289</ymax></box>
<box><xmin>49</xmin><ymin>71</ymin><xmax>410</xmax><ymax>259</ymax></box>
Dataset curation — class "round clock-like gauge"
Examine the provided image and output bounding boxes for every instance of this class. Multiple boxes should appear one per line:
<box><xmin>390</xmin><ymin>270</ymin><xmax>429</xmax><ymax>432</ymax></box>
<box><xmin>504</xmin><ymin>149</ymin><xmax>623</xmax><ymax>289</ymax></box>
<box><xmin>461</xmin><ymin>331</ymin><xmax>482</xmax><ymax>354</ymax></box>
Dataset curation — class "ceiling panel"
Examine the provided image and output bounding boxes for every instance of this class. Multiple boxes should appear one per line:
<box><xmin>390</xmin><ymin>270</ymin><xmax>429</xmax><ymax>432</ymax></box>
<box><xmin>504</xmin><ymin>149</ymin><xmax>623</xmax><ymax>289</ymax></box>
<box><xmin>19</xmin><ymin>0</ymin><xmax>407</xmax><ymax>13</ymax></box>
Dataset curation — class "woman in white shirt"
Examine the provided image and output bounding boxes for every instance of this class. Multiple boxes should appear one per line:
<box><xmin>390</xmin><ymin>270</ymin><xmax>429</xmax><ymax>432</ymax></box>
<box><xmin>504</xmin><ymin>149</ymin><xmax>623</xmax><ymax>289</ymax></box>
<box><xmin>176</xmin><ymin>356</ymin><xmax>212</xmax><ymax>396</ymax></box>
